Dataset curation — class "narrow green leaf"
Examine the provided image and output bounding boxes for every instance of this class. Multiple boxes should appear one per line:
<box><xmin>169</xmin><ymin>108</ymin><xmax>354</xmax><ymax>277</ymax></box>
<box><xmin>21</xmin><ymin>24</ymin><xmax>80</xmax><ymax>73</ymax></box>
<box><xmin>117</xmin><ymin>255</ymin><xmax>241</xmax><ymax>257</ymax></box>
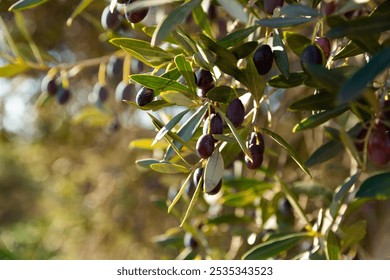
<box><xmin>218</xmin><ymin>26</ymin><xmax>258</xmax><ymax>48</ymax></box>
<box><xmin>355</xmin><ymin>173</ymin><xmax>390</xmax><ymax>200</ymax></box>
<box><xmin>340</xmin><ymin>47</ymin><xmax>390</xmax><ymax>103</ymax></box>
<box><xmin>230</xmin><ymin>41</ymin><xmax>258</xmax><ymax>59</ymax></box>
<box><xmin>326</xmin><ymin>231</ymin><xmax>340</xmax><ymax>260</ymax></box>
<box><xmin>216</xmin><ymin>107</ymin><xmax>252</xmax><ymax>161</ymax></box>
<box><xmin>285</xmin><ymin>32</ymin><xmax>311</xmax><ymax>56</ymax></box>
<box><xmin>0</xmin><ymin>62</ymin><xmax>30</xmax><ymax>77</ymax></box>
<box><xmin>110</xmin><ymin>38</ymin><xmax>173</xmax><ymax>67</ymax></box>
<box><xmin>164</xmin><ymin>105</ymin><xmax>208</xmax><ymax>161</ymax></box>
<box><xmin>129</xmin><ymin>74</ymin><xmax>190</xmax><ymax>94</ymax></box>
<box><xmin>66</xmin><ymin>0</ymin><xmax>93</xmax><ymax>26</ymax></box>
<box><xmin>273</xmin><ymin>29</ymin><xmax>290</xmax><ymax>79</ymax></box>
<box><xmin>241</xmin><ymin>57</ymin><xmax>264</xmax><ymax>100</ymax></box>
<box><xmin>130</xmin><ymin>139</ymin><xmax>168</xmax><ymax>150</ymax></box>
<box><xmin>256</xmin><ymin>17</ymin><xmax>314</xmax><ymax>28</ymax></box>
<box><xmin>150</xmin><ymin>162</ymin><xmax>190</xmax><ymax>174</ymax></box>
<box><xmin>263</xmin><ymin>128</ymin><xmax>311</xmax><ymax>177</ymax></box>
<box><xmin>333</xmin><ymin>41</ymin><xmax>364</xmax><ymax>60</ymax></box>
<box><xmin>198</xmin><ymin>34</ymin><xmax>243</xmax><ymax>81</ymax></box>
<box><xmin>204</xmin><ymin>149</ymin><xmax>224</xmax><ymax>193</ymax></box>
<box><xmin>136</xmin><ymin>158</ymin><xmax>161</xmax><ymax>169</ymax></box>
<box><xmin>304</xmin><ymin>64</ymin><xmax>344</xmax><ymax>93</ymax></box>
<box><xmin>151</xmin><ymin>0</ymin><xmax>202</xmax><ymax>46</ymax></box>
<box><xmin>330</xmin><ymin>172</ymin><xmax>360</xmax><ymax>218</ymax></box>
<box><xmin>192</xmin><ymin>6</ymin><xmax>214</xmax><ymax>39</ymax></box>
<box><xmin>9</xmin><ymin>0</ymin><xmax>49</xmax><ymax>11</ymax></box>
<box><xmin>207</xmin><ymin>215</ymin><xmax>251</xmax><ymax>225</ymax></box>
<box><xmin>171</xmin><ymin>29</ymin><xmax>197</xmax><ymax>55</ymax></box>
<box><xmin>339</xmin><ymin>128</ymin><xmax>362</xmax><ymax>166</ymax></box>
<box><xmin>124</xmin><ymin>100</ymin><xmax>172</xmax><ymax>111</ymax></box>
<box><xmin>242</xmin><ymin>232</ymin><xmax>312</xmax><ymax>260</ymax></box>
<box><xmin>280</xmin><ymin>4</ymin><xmax>320</xmax><ymax>17</ymax></box>
<box><xmin>293</xmin><ymin>105</ymin><xmax>349</xmax><ymax>132</ymax></box>
<box><xmin>153</xmin><ymin>109</ymin><xmax>190</xmax><ymax>145</ymax></box>
<box><xmin>216</xmin><ymin>0</ymin><xmax>248</xmax><ymax>23</ymax></box>
<box><xmin>289</xmin><ymin>90</ymin><xmax>336</xmax><ymax>111</ymax></box>
<box><xmin>206</xmin><ymin>86</ymin><xmax>235</xmax><ymax>103</ymax></box>
<box><xmin>174</xmin><ymin>54</ymin><xmax>197</xmax><ymax>95</ymax></box>
<box><xmin>305</xmin><ymin>140</ymin><xmax>344</xmax><ymax>168</ymax></box>
<box><xmin>125</xmin><ymin>0</ymin><xmax>182</xmax><ymax>12</ymax></box>
<box><xmin>268</xmin><ymin>72</ymin><xmax>308</xmax><ymax>88</ymax></box>
<box><xmin>160</xmin><ymin>91</ymin><xmax>195</xmax><ymax>107</ymax></box>
<box><xmin>327</xmin><ymin>13</ymin><xmax>390</xmax><ymax>38</ymax></box>
<box><xmin>180</xmin><ymin>172</ymin><xmax>202</xmax><ymax>226</ymax></box>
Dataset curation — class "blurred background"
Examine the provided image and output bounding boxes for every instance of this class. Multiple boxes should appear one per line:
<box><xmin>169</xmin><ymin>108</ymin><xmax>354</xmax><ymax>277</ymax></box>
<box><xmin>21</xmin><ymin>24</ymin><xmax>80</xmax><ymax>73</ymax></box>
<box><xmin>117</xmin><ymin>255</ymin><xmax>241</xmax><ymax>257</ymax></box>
<box><xmin>0</xmin><ymin>0</ymin><xmax>183</xmax><ymax>259</ymax></box>
<box><xmin>1</xmin><ymin>0</ymin><xmax>390</xmax><ymax>260</ymax></box>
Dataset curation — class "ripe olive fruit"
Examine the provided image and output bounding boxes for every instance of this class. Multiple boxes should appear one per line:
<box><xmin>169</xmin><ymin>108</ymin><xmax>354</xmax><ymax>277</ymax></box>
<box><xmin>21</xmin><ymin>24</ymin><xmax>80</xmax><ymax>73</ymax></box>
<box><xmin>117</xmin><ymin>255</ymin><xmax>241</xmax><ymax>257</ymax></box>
<box><xmin>206</xmin><ymin>179</ymin><xmax>222</xmax><ymax>195</ymax></box>
<box><xmin>115</xmin><ymin>81</ymin><xmax>133</xmax><ymax>102</ymax></box>
<box><xmin>183</xmin><ymin>232</ymin><xmax>198</xmax><ymax>249</ymax></box>
<box><xmin>101</xmin><ymin>5</ymin><xmax>121</xmax><ymax>31</ymax></box>
<box><xmin>41</xmin><ymin>75</ymin><xmax>58</xmax><ymax>96</ymax></box>
<box><xmin>301</xmin><ymin>45</ymin><xmax>323</xmax><ymax>71</ymax></box>
<box><xmin>57</xmin><ymin>88</ymin><xmax>71</xmax><ymax>105</ymax></box>
<box><xmin>253</xmin><ymin>44</ymin><xmax>274</xmax><ymax>75</ymax></box>
<box><xmin>245</xmin><ymin>144</ymin><xmax>264</xmax><ymax>169</ymax></box>
<box><xmin>196</xmin><ymin>69</ymin><xmax>214</xmax><ymax>97</ymax></box>
<box><xmin>125</xmin><ymin>6</ymin><xmax>149</xmax><ymax>23</ymax></box>
<box><xmin>106</xmin><ymin>56</ymin><xmax>124</xmax><ymax>82</ymax></box>
<box><xmin>323</xmin><ymin>1</ymin><xmax>336</xmax><ymax>16</ymax></box>
<box><xmin>193</xmin><ymin>167</ymin><xmax>204</xmax><ymax>187</ymax></box>
<box><xmin>264</xmin><ymin>0</ymin><xmax>284</xmax><ymax>15</ymax></box>
<box><xmin>368</xmin><ymin>123</ymin><xmax>390</xmax><ymax>166</ymax></box>
<box><xmin>93</xmin><ymin>83</ymin><xmax>109</xmax><ymax>103</ymax></box>
<box><xmin>314</xmin><ymin>37</ymin><xmax>331</xmax><ymax>59</ymax></box>
<box><xmin>226</xmin><ymin>98</ymin><xmax>245</xmax><ymax>127</ymax></box>
<box><xmin>248</xmin><ymin>131</ymin><xmax>265</xmax><ymax>153</ymax></box>
<box><xmin>196</xmin><ymin>134</ymin><xmax>215</xmax><ymax>159</ymax></box>
<box><xmin>203</xmin><ymin>113</ymin><xmax>223</xmax><ymax>136</ymax></box>
<box><xmin>136</xmin><ymin>87</ymin><xmax>154</xmax><ymax>106</ymax></box>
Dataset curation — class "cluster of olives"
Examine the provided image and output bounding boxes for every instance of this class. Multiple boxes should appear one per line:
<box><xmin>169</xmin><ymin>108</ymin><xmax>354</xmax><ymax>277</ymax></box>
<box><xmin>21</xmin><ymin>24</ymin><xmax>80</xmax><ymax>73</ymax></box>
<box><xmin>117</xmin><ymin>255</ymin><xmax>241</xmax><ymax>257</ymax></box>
<box><xmin>101</xmin><ymin>0</ymin><xmax>149</xmax><ymax>31</ymax></box>
<box><xmin>41</xmin><ymin>74</ymin><xmax>71</xmax><ymax>105</ymax></box>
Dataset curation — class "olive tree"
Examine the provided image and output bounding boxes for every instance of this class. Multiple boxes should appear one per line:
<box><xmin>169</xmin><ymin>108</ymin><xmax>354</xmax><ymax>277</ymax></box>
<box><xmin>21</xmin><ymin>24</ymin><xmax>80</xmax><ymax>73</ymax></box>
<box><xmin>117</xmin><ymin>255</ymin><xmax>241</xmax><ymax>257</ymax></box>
<box><xmin>2</xmin><ymin>0</ymin><xmax>390</xmax><ymax>260</ymax></box>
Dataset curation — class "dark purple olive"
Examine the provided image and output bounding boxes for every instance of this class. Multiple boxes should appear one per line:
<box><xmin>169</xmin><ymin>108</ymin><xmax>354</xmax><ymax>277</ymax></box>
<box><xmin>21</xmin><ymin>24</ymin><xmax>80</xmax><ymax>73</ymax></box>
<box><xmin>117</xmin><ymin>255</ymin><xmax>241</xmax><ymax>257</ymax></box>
<box><xmin>245</xmin><ymin>144</ymin><xmax>264</xmax><ymax>169</ymax></box>
<box><xmin>136</xmin><ymin>87</ymin><xmax>154</xmax><ymax>106</ymax></box>
<box><xmin>196</xmin><ymin>69</ymin><xmax>214</xmax><ymax>97</ymax></box>
<box><xmin>115</xmin><ymin>81</ymin><xmax>133</xmax><ymax>102</ymax></box>
<box><xmin>41</xmin><ymin>75</ymin><xmax>58</xmax><ymax>96</ymax></box>
<box><xmin>93</xmin><ymin>83</ymin><xmax>109</xmax><ymax>103</ymax></box>
<box><xmin>206</xmin><ymin>179</ymin><xmax>222</xmax><ymax>195</ymax></box>
<box><xmin>107</xmin><ymin>56</ymin><xmax>124</xmax><ymax>81</ymax></box>
<box><xmin>253</xmin><ymin>44</ymin><xmax>274</xmax><ymax>76</ymax></box>
<box><xmin>196</xmin><ymin>134</ymin><xmax>215</xmax><ymax>159</ymax></box>
<box><xmin>226</xmin><ymin>98</ymin><xmax>245</xmax><ymax>127</ymax></box>
<box><xmin>101</xmin><ymin>5</ymin><xmax>121</xmax><ymax>30</ymax></box>
<box><xmin>184</xmin><ymin>232</ymin><xmax>198</xmax><ymax>249</ymax></box>
<box><xmin>314</xmin><ymin>37</ymin><xmax>331</xmax><ymax>59</ymax></box>
<box><xmin>248</xmin><ymin>131</ymin><xmax>265</xmax><ymax>153</ymax></box>
<box><xmin>203</xmin><ymin>113</ymin><xmax>224</xmax><ymax>136</ymax></box>
<box><xmin>301</xmin><ymin>45</ymin><xmax>323</xmax><ymax>71</ymax></box>
<box><xmin>125</xmin><ymin>3</ymin><xmax>149</xmax><ymax>24</ymax></box>
<box><xmin>264</xmin><ymin>0</ymin><xmax>284</xmax><ymax>14</ymax></box>
<box><xmin>57</xmin><ymin>88</ymin><xmax>71</xmax><ymax>105</ymax></box>
<box><xmin>368</xmin><ymin>123</ymin><xmax>390</xmax><ymax>166</ymax></box>
<box><xmin>193</xmin><ymin>167</ymin><xmax>204</xmax><ymax>187</ymax></box>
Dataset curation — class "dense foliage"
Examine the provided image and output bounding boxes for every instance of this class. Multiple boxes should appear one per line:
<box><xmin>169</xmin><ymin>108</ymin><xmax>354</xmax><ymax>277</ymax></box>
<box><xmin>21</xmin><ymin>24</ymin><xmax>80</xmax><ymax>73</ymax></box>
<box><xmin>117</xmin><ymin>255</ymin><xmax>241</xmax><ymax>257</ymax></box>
<box><xmin>1</xmin><ymin>0</ymin><xmax>390</xmax><ymax>260</ymax></box>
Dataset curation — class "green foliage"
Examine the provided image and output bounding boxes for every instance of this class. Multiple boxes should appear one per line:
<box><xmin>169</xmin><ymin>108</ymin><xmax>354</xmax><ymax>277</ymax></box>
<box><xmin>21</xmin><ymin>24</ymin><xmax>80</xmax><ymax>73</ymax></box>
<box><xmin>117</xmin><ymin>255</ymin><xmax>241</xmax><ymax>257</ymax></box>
<box><xmin>2</xmin><ymin>0</ymin><xmax>390</xmax><ymax>260</ymax></box>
